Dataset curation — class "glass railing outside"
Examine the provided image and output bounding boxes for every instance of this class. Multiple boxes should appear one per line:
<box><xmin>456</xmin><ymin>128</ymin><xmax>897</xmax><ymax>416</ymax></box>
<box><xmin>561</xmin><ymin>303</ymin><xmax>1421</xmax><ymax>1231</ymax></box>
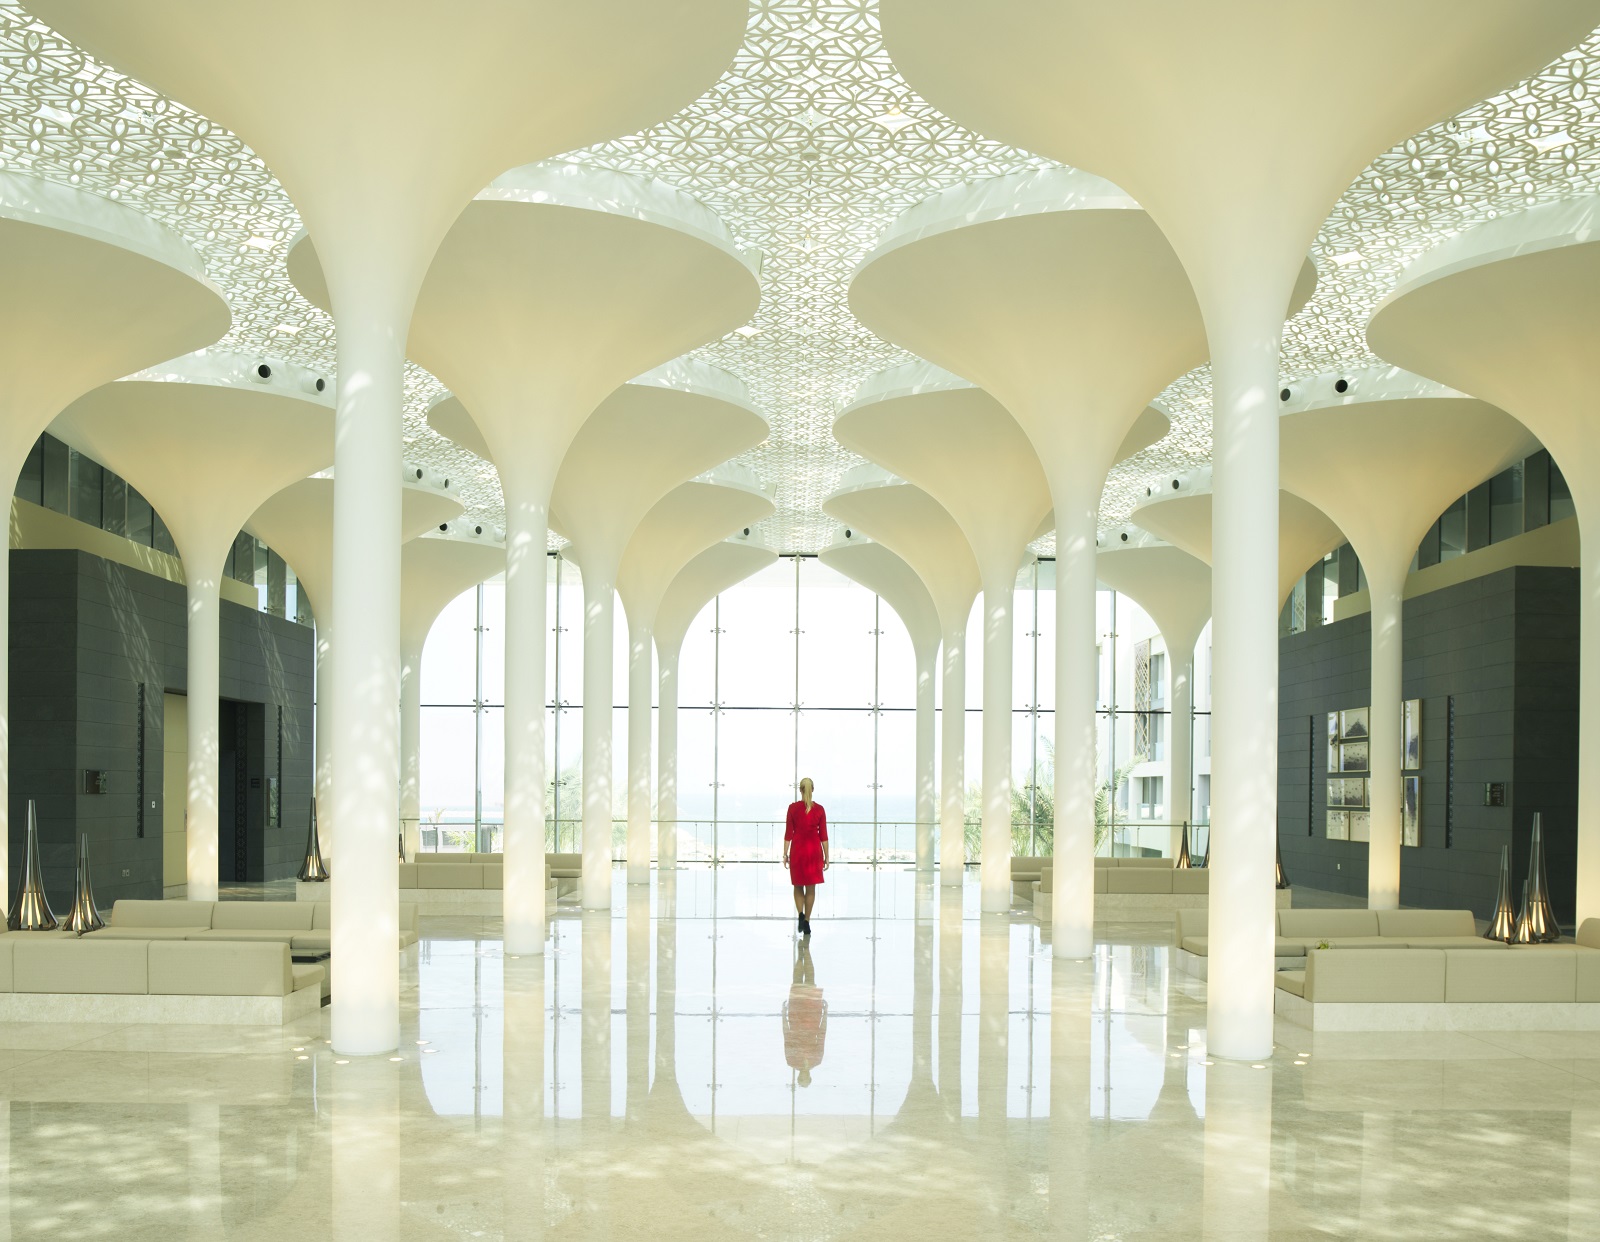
<box><xmin>416</xmin><ymin>817</ymin><xmax>1212</xmax><ymax>865</ymax></box>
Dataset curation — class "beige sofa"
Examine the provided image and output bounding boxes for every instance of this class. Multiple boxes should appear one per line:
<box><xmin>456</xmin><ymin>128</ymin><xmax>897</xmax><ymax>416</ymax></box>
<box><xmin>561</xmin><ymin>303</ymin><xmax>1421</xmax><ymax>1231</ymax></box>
<box><xmin>388</xmin><ymin>852</ymin><xmax>566</xmax><ymax>910</ymax></box>
<box><xmin>1275</xmin><ymin>918</ymin><xmax>1600</xmax><ymax>1030</ymax></box>
<box><xmin>100</xmin><ymin>898</ymin><xmax>419</xmax><ymax>953</ymax></box>
<box><xmin>0</xmin><ymin>935</ymin><xmax>323</xmax><ymax>1025</ymax></box>
<box><xmin>1174</xmin><ymin>906</ymin><xmax>1496</xmax><ymax>979</ymax></box>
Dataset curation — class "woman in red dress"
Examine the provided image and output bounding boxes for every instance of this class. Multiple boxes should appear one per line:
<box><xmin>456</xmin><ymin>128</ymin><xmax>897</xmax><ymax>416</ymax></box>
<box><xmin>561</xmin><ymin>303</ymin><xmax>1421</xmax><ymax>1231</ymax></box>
<box><xmin>784</xmin><ymin>777</ymin><xmax>828</xmax><ymax>936</ymax></box>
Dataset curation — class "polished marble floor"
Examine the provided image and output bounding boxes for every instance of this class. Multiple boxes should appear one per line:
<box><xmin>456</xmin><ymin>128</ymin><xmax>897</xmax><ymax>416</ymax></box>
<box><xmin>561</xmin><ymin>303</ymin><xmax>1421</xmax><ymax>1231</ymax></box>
<box><xmin>11</xmin><ymin>865</ymin><xmax>1600</xmax><ymax>1240</ymax></box>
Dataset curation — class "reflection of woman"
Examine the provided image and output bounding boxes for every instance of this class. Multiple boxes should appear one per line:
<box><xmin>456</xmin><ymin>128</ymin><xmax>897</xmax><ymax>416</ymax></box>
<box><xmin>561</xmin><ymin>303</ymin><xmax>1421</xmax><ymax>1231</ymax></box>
<box><xmin>783</xmin><ymin>939</ymin><xmax>826</xmax><ymax>1087</ymax></box>
<box><xmin>783</xmin><ymin>777</ymin><xmax>828</xmax><ymax>936</ymax></box>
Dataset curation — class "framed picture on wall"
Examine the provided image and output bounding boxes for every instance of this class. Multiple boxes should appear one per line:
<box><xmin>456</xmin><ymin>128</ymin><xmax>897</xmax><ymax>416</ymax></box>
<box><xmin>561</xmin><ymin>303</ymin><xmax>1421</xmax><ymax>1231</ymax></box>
<box><xmin>1350</xmin><ymin>810</ymin><xmax>1371</xmax><ymax>842</ymax></box>
<box><xmin>1402</xmin><ymin>776</ymin><xmax>1421</xmax><ymax>847</ymax></box>
<box><xmin>1341</xmin><ymin>741</ymin><xmax>1369</xmax><ymax>772</ymax></box>
<box><xmin>1327</xmin><ymin>711</ymin><xmax>1341</xmax><ymax>771</ymax></box>
<box><xmin>1340</xmin><ymin>706</ymin><xmax>1370</xmax><ymax>741</ymax></box>
<box><xmin>1326</xmin><ymin>809</ymin><xmax>1349</xmax><ymax>840</ymax></box>
<box><xmin>1402</xmin><ymin>699</ymin><xmax>1422</xmax><ymax>771</ymax></box>
<box><xmin>1327</xmin><ymin>778</ymin><xmax>1345</xmax><ymax>806</ymax></box>
<box><xmin>1345</xmin><ymin>777</ymin><xmax>1368</xmax><ymax>808</ymax></box>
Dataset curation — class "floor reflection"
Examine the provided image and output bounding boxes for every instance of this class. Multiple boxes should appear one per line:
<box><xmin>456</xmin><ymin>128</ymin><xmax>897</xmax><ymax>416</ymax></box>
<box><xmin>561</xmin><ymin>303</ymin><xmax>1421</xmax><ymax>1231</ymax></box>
<box><xmin>4</xmin><ymin>864</ymin><xmax>1600</xmax><ymax>1238</ymax></box>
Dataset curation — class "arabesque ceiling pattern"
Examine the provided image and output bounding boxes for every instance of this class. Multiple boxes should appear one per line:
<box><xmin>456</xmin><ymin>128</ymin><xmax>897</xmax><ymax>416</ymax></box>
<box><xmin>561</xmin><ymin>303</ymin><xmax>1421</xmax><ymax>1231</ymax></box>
<box><xmin>2</xmin><ymin>2</ymin><xmax>1599</xmax><ymax>552</ymax></box>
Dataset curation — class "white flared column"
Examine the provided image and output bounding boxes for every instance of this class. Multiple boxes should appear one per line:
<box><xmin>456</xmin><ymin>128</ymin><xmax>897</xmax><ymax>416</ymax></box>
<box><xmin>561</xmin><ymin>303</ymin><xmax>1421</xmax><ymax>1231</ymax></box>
<box><xmin>314</xmin><ymin>630</ymin><xmax>333</xmax><ymax>858</ymax></box>
<box><xmin>1052</xmin><ymin>491</ymin><xmax>1099</xmax><ymax>957</ymax></box>
<box><xmin>625</xmin><ymin>619</ymin><xmax>653</xmax><ymax>885</ymax></box>
<box><xmin>980</xmin><ymin>571</ymin><xmax>1015</xmax><ymax>913</ymax></box>
<box><xmin>1578</xmin><ymin>485</ymin><xmax>1600</xmax><ymax>926</ymax></box>
<box><xmin>185</xmin><ymin>572</ymin><xmax>221</xmax><ymax>901</ymax></box>
<box><xmin>915</xmin><ymin>646</ymin><xmax>937</xmax><ymax>871</ymax></box>
<box><xmin>329</xmin><ymin>308</ymin><xmax>403</xmax><ymax>1056</ymax></box>
<box><xmin>1206</xmin><ymin>303</ymin><xmax>1283</xmax><ymax>1062</ymax></box>
<box><xmin>939</xmin><ymin>625</ymin><xmax>967</xmax><ymax>885</ymax></box>
<box><xmin>1169</xmin><ymin>645</ymin><xmax>1196</xmax><ymax>859</ymax></box>
<box><xmin>581</xmin><ymin>569</ymin><xmax>616</xmax><ymax>909</ymax></box>
<box><xmin>657</xmin><ymin>645</ymin><xmax>680</xmax><ymax>869</ymax></box>
<box><xmin>502</xmin><ymin>471</ymin><xmax>549</xmax><ymax>956</ymax></box>
<box><xmin>1367</xmin><ymin>562</ymin><xmax>1406</xmax><ymax>910</ymax></box>
<box><xmin>399</xmin><ymin>645</ymin><xmax>423</xmax><ymax>861</ymax></box>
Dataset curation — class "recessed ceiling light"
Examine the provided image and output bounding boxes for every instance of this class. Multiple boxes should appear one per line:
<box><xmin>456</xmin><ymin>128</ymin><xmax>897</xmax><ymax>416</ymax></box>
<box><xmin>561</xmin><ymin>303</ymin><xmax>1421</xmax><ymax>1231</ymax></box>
<box><xmin>873</xmin><ymin>106</ymin><xmax>916</xmax><ymax>132</ymax></box>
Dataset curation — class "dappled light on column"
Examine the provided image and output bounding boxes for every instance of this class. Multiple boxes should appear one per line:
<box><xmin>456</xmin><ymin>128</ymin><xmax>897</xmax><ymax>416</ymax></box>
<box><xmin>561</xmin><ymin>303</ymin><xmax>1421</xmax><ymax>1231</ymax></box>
<box><xmin>0</xmin><ymin>171</ymin><xmax>227</xmax><ymax>914</ymax></box>
<box><xmin>880</xmin><ymin>0</ymin><xmax>1600</xmax><ymax>1062</ymax></box>
<box><xmin>1369</xmin><ymin>194</ymin><xmax>1600</xmax><ymax>926</ymax></box>
<box><xmin>824</xmin><ymin>469</ymin><xmax>981</xmax><ymax>887</ymax></box>
<box><xmin>51</xmin><ymin>351</ymin><xmax>334</xmax><ymax>900</ymax></box>
<box><xmin>1278</xmin><ymin>367</ymin><xmax>1534</xmax><ymax>909</ymax></box>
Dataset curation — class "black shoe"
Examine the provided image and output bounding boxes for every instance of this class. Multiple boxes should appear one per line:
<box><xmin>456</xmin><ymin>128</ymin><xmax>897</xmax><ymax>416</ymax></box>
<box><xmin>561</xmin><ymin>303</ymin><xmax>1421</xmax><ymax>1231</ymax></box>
<box><xmin>801</xmin><ymin>914</ymin><xmax>811</xmax><ymax>936</ymax></box>
<box><xmin>797</xmin><ymin>913</ymin><xmax>805</xmax><ymax>935</ymax></box>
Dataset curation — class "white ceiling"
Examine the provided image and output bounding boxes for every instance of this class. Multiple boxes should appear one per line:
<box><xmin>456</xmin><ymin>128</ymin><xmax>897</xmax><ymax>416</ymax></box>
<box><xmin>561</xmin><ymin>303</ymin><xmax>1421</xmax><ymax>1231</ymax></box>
<box><xmin>3</xmin><ymin>2</ymin><xmax>1598</xmax><ymax>552</ymax></box>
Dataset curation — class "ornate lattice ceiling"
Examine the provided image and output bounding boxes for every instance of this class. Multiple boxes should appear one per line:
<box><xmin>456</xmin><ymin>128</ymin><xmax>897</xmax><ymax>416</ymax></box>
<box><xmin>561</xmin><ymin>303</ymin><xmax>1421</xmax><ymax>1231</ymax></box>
<box><xmin>2</xmin><ymin>2</ymin><xmax>1598</xmax><ymax>554</ymax></box>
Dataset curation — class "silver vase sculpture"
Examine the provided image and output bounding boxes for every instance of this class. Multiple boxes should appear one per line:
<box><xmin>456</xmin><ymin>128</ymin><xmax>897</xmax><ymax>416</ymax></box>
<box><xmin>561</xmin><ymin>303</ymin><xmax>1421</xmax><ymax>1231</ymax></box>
<box><xmin>1521</xmin><ymin>812</ymin><xmax>1562</xmax><ymax>942</ymax></box>
<box><xmin>1484</xmin><ymin>844</ymin><xmax>1516</xmax><ymax>942</ymax></box>
<box><xmin>1275</xmin><ymin>835</ymin><xmax>1291</xmax><ymax>891</ymax></box>
<box><xmin>297</xmin><ymin>797</ymin><xmax>329</xmax><ymax>882</ymax></box>
<box><xmin>1175</xmin><ymin>821</ymin><xmax>1192</xmax><ymax>869</ymax></box>
<box><xmin>8</xmin><ymin>800</ymin><xmax>58</xmax><ymax>931</ymax></box>
<box><xmin>62</xmin><ymin>833</ymin><xmax>105</xmax><ymax>935</ymax></box>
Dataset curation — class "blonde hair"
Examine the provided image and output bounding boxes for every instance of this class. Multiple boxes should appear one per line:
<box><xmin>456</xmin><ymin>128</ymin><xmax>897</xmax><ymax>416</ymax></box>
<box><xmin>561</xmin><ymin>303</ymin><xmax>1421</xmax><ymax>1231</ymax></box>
<box><xmin>799</xmin><ymin>777</ymin><xmax>814</xmax><ymax>796</ymax></box>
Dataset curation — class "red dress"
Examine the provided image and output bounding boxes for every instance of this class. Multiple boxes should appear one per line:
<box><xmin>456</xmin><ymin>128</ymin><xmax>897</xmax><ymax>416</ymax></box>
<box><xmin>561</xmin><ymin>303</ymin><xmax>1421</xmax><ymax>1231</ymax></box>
<box><xmin>785</xmin><ymin>800</ymin><xmax>828</xmax><ymax>886</ymax></box>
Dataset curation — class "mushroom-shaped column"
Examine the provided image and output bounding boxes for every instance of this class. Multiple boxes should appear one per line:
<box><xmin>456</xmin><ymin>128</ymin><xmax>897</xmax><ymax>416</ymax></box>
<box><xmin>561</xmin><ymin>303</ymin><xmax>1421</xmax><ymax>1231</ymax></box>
<box><xmin>1095</xmin><ymin>531</ymin><xmax>1214</xmax><ymax>858</ymax></box>
<box><xmin>652</xmin><ymin>539</ymin><xmax>778</xmax><ymax>866</ymax></box>
<box><xmin>835</xmin><ymin>366</ymin><xmax>1051</xmax><ymax>912</ymax></box>
<box><xmin>51</xmin><ymin>351</ymin><xmax>333</xmax><ymax>900</ymax></box>
<box><xmin>819</xmin><ymin>534</ymin><xmax>941</xmax><ymax>872</ymax></box>
<box><xmin>301</xmin><ymin>163</ymin><xmax>759</xmax><ymax>951</ymax></box>
<box><xmin>0</xmin><ymin>171</ymin><xmax>226</xmax><ymax>907</ymax></box>
<box><xmin>31</xmin><ymin>0</ymin><xmax>747</xmax><ymax>1055</ymax></box>
<box><xmin>1133</xmin><ymin>473</ymin><xmax>1345</xmax><ymax>613</ymax></box>
<box><xmin>879</xmin><ymin>0</ymin><xmax>1600</xmax><ymax>1059</ymax></box>
<box><xmin>616</xmin><ymin>467</ymin><xmax>773</xmax><ymax>884</ymax></box>
<box><xmin>823</xmin><ymin>468</ymin><xmax>981</xmax><ymax>886</ymax></box>
<box><xmin>1279</xmin><ymin>368</ymin><xmax>1534</xmax><ymax>909</ymax></box>
<box><xmin>398</xmin><ymin>531</ymin><xmax>508</xmax><ymax>862</ymax></box>
<box><xmin>551</xmin><ymin>363</ymin><xmax>767</xmax><ymax>906</ymax></box>
<box><xmin>1367</xmin><ymin>198</ymin><xmax>1600</xmax><ymax>923</ymax></box>
<box><xmin>848</xmin><ymin>168</ymin><xmax>1204</xmax><ymax>953</ymax></box>
<box><xmin>247</xmin><ymin>474</ymin><xmax>464</xmax><ymax>860</ymax></box>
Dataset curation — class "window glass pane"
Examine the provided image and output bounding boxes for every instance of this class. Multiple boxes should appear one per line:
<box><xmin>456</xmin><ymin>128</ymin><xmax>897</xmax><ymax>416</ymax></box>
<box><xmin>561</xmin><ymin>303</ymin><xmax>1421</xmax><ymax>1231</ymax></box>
<box><xmin>422</xmin><ymin>586</ymin><xmax>478</xmax><ymax>706</ymax></box>
<box><xmin>798</xmin><ymin>557</ymin><xmax>875</xmax><ymax>709</ymax></box>
<box><xmin>480</xmin><ymin>578</ymin><xmax>505</xmax><ymax>706</ymax></box>
<box><xmin>101</xmin><ymin>471</ymin><xmax>128</xmax><ymax>537</ymax></box>
<box><xmin>553</xmin><ymin>555</ymin><xmax>585</xmax><ymax>708</ymax></box>
<box><xmin>675</xmin><ymin>594</ymin><xmax>718</xmax><ymax>708</ymax></box>
<box><xmin>152</xmin><ymin>509</ymin><xmax>178</xmax><ymax>558</ymax></box>
<box><xmin>549</xmin><ymin>704</ymin><xmax>582</xmax><ymax>852</ymax></box>
<box><xmin>68</xmin><ymin>450</ymin><xmax>102</xmax><ymax>526</ymax></box>
<box><xmin>15</xmin><ymin>437</ymin><xmax>43</xmax><ymax>506</ymax></box>
<box><xmin>1439</xmin><ymin>495</ymin><xmax>1468</xmax><ymax>560</ymax></box>
<box><xmin>480</xmin><ymin>705</ymin><xmax>504</xmax><ymax>851</ymax></box>
<box><xmin>41</xmin><ymin>435</ymin><xmax>70</xmax><ymax>514</ymax></box>
<box><xmin>1490</xmin><ymin>462</ymin><xmax>1524</xmax><ymax>544</ymax></box>
<box><xmin>715</xmin><ymin>707</ymin><xmax>794</xmax><ymax>859</ymax></box>
<box><xmin>419</xmin><ymin>706</ymin><xmax>477</xmax><ymax>849</ymax></box>
<box><xmin>717</xmin><ymin>557</ymin><xmax>796</xmax><ymax>708</ymax></box>
<box><xmin>874</xmin><ymin>708</ymin><xmax>917</xmax><ymax>860</ymax></box>
<box><xmin>673</xmin><ymin>707</ymin><xmax>716</xmax><ymax>860</ymax></box>
<box><xmin>1034</xmin><ymin>560</ymin><xmax>1056</xmax><ymax>712</ymax></box>
<box><xmin>875</xmin><ymin>596</ymin><xmax>918</xmax><ymax>710</ymax></box>
<box><xmin>1551</xmin><ymin>458</ymin><xmax>1576</xmax><ymax>524</ymax></box>
<box><xmin>796</xmin><ymin>708</ymin><xmax>875</xmax><ymax>856</ymax></box>
<box><xmin>126</xmin><ymin>486</ymin><xmax>154</xmax><ymax>546</ymax></box>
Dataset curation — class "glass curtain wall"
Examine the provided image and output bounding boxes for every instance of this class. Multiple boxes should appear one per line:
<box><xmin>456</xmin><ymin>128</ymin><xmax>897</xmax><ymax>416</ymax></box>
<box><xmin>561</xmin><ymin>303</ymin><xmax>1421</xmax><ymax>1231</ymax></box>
<box><xmin>416</xmin><ymin>553</ymin><xmax>1206</xmax><ymax>862</ymax></box>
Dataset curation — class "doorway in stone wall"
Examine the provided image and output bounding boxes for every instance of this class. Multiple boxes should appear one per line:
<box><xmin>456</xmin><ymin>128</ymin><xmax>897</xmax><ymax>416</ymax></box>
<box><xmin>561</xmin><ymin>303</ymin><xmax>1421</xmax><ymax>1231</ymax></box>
<box><xmin>218</xmin><ymin>699</ymin><xmax>267</xmax><ymax>883</ymax></box>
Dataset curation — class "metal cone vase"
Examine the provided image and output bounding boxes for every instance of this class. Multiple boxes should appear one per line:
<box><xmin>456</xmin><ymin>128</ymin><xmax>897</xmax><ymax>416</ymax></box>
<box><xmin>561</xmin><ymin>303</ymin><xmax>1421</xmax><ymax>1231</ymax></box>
<box><xmin>1175</xmin><ymin>821</ymin><xmax>1192</xmax><ymax>869</ymax></box>
<box><xmin>1275</xmin><ymin>835</ymin><xmax>1291</xmax><ymax>891</ymax></box>
<box><xmin>1523</xmin><ymin>812</ymin><xmax>1561</xmax><ymax>942</ymax></box>
<box><xmin>8</xmin><ymin>801</ymin><xmax>58</xmax><ymax>931</ymax></box>
<box><xmin>1195</xmin><ymin>826</ymin><xmax>1209</xmax><ymax>869</ymax></box>
<box><xmin>297</xmin><ymin>798</ymin><xmax>329</xmax><ymax>882</ymax></box>
<box><xmin>1484</xmin><ymin>845</ymin><xmax>1516</xmax><ymax>942</ymax></box>
<box><xmin>63</xmin><ymin>833</ymin><xmax>105</xmax><ymax>935</ymax></box>
<box><xmin>1513</xmin><ymin>878</ymin><xmax>1535</xmax><ymax>946</ymax></box>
